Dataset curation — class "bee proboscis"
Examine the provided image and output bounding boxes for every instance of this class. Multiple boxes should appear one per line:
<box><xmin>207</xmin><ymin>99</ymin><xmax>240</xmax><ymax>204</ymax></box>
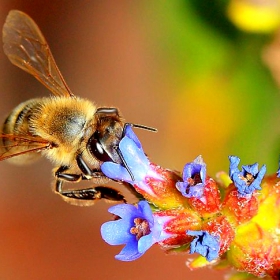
<box><xmin>1</xmin><ymin>10</ymin><xmax>156</xmax><ymax>206</ymax></box>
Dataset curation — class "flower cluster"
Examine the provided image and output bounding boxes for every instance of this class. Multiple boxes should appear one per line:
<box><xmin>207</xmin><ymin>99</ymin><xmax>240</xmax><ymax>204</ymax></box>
<box><xmin>100</xmin><ymin>125</ymin><xmax>280</xmax><ymax>280</ymax></box>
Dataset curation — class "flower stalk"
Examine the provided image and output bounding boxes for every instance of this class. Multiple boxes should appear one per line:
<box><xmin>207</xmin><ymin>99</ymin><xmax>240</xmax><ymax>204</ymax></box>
<box><xmin>100</xmin><ymin>125</ymin><xmax>280</xmax><ymax>279</ymax></box>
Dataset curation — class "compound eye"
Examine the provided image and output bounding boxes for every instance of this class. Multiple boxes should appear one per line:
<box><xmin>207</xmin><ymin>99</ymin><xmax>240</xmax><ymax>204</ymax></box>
<box><xmin>87</xmin><ymin>136</ymin><xmax>112</xmax><ymax>162</ymax></box>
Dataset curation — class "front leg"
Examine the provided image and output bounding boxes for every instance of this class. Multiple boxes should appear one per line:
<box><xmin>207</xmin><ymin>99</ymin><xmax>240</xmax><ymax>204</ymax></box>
<box><xmin>54</xmin><ymin>165</ymin><xmax>126</xmax><ymax>206</ymax></box>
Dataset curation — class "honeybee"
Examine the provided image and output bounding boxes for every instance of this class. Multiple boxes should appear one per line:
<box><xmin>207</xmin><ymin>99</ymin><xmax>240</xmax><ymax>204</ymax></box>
<box><xmin>1</xmin><ymin>10</ymin><xmax>156</xmax><ymax>206</ymax></box>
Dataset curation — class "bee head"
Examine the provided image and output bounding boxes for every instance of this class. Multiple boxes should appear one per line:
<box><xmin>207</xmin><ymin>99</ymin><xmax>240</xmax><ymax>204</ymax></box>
<box><xmin>87</xmin><ymin>107</ymin><xmax>124</xmax><ymax>164</ymax></box>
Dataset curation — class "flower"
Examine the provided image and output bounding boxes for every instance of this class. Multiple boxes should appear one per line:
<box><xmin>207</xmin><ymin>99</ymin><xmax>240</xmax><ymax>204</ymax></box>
<box><xmin>101</xmin><ymin>125</ymin><xmax>189</xmax><ymax>209</ymax></box>
<box><xmin>229</xmin><ymin>156</ymin><xmax>266</xmax><ymax>197</ymax></box>
<box><xmin>100</xmin><ymin>200</ymin><xmax>171</xmax><ymax>261</ymax></box>
<box><xmin>176</xmin><ymin>155</ymin><xmax>206</xmax><ymax>199</ymax></box>
<box><xmin>187</xmin><ymin>230</ymin><xmax>220</xmax><ymax>262</ymax></box>
<box><xmin>101</xmin><ymin>125</ymin><xmax>161</xmax><ymax>196</ymax></box>
<box><xmin>101</xmin><ymin>125</ymin><xmax>150</xmax><ymax>184</ymax></box>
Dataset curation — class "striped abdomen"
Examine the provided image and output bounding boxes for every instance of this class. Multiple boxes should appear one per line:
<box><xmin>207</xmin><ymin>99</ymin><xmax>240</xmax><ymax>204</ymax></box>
<box><xmin>1</xmin><ymin>98</ymin><xmax>42</xmax><ymax>164</ymax></box>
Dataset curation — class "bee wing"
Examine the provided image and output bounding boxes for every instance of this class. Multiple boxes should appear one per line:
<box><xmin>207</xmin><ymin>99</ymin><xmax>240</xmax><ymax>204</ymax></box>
<box><xmin>3</xmin><ymin>10</ymin><xmax>74</xmax><ymax>98</ymax></box>
<box><xmin>0</xmin><ymin>134</ymin><xmax>51</xmax><ymax>161</ymax></box>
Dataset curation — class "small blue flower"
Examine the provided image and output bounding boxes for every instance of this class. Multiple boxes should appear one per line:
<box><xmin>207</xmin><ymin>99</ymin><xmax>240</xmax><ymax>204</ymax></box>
<box><xmin>101</xmin><ymin>125</ymin><xmax>161</xmax><ymax>196</ymax></box>
<box><xmin>101</xmin><ymin>200</ymin><xmax>171</xmax><ymax>261</ymax></box>
<box><xmin>176</xmin><ymin>155</ymin><xmax>206</xmax><ymax>199</ymax></box>
<box><xmin>187</xmin><ymin>230</ymin><xmax>220</xmax><ymax>262</ymax></box>
<box><xmin>229</xmin><ymin>156</ymin><xmax>266</xmax><ymax>197</ymax></box>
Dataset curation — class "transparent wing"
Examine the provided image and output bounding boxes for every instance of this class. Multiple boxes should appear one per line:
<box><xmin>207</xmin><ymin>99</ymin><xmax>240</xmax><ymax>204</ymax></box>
<box><xmin>3</xmin><ymin>10</ymin><xmax>74</xmax><ymax>97</ymax></box>
<box><xmin>0</xmin><ymin>134</ymin><xmax>52</xmax><ymax>161</ymax></box>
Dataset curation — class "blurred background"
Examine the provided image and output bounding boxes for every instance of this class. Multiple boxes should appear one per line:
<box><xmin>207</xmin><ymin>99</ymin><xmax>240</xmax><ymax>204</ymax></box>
<box><xmin>0</xmin><ymin>0</ymin><xmax>280</xmax><ymax>279</ymax></box>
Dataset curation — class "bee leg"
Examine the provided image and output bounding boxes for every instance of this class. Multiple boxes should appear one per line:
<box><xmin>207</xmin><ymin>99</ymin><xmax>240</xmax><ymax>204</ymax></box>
<box><xmin>76</xmin><ymin>153</ymin><xmax>99</xmax><ymax>177</ymax></box>
<box><xmin>54</xmin><ymin>166</ymin><xmax>126</xmax><ymax>206</ymax></box>
<box><xmin>55</xmin><ymin>165</ymin><xmax>82</xmax><ymax>183</ymax></box>
<box><xmin>93</xmin><ymin>186</ymin><xmax>126</xmax><ymax>202</ymax></box>
<box><xmin>55</xmin><ymin>166</ymin><xmax>100</xmax><ymax>203</ymax></box>
<box><xmin>55</xmin><ymin>179</ymin><xmax>126</xmax><ymax>206</ymax></box>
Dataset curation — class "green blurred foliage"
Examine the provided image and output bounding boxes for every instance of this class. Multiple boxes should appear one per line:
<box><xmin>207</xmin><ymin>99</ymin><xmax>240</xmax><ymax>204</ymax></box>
<box><xmin>139</xmin><ymin>0</ymin><xmax>280</xmax><ymax>174</ymax></box>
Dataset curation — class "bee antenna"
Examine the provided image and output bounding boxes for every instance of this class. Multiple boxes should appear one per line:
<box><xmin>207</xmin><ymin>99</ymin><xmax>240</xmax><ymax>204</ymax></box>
<box><xmin>124</xmin><ymin>123</ymin><xmax>157</xmax><ymax>133</ymax></box>
<box><xmin>116</xmin><ymin>148</ymin><xmax>135</xmax><ymax>181</ymax></box>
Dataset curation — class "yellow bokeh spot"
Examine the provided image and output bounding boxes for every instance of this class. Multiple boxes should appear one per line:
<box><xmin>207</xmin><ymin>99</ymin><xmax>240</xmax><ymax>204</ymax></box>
<box><xmin>227</xmin><ymin>0</ymin><xmax>280</xmax><ymax>33</ymax></box>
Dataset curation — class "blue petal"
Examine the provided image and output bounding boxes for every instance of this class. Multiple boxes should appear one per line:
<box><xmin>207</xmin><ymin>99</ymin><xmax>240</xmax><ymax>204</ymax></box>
<box><xmin>190</xmin><ymin>238</ymin><xmax>207</xmax><ymax>256</ymax></box>
<box><xmin>193</xmin><ymin>155</ymin><xmax>206</xmax><ymax>183</ymax></box>
<box><xmin>199</xmin><ymin>166</ymin><xmax>206</xmax><ymax>185</ymax></box>
<box><xmin>232</xmin><ymin>173</ymin><xmax>246</xmax><ymax>194</ymax></box>
<box><xmin>176</xmin><ymin>181</ymin><xmax>204</xmax><ymax>199</ymax></box>
<box><xmin>123</xmin><ymin>125</ymin><xmax>142</xmax><ymax>149</ymax></box>
<box><xmin>101</xmin><ymin>203</ymin><xmax>148</xmax><ymax>246</ymax></box>
<box><xmin>187</xmin><ymin>183</ymin><xmax>205</xmax><ymax>198</ymax></box>
<box><xmin>138</xmin><ymin>233</ymin><xmax>154</xmax><ymax>253</ymax></box>
<box><xmin>137</xmin><ymin>201</ymin><xmax>154</xmax><ymax>225</ymax></box>
<box><xmin>182</xmin><ymin>156</ymin><xmax>206</xmax><ymax>183</ymax></box>
<box><xmin>101</xmin><ymin>219</ymin><xmax>135</xmax><ymax>245</ymax></box>
<box><xmin>101</xmin><ymin>127</ymin><xmax>149</xmax><ymax>183</ymax></box>
<box><xmin>257</xmin><ymin>164</ymin><xmax>266</xmax><ymax>180</ymax></box>
<box><xmin>246</xmin><ymin>164</ymin><xmax>266</xmax><ymax>193</ymax></box>
<box><xmin>187</xmin><ymin>230</ymin><xmax>203</xmax><ymax>237</ymax></box>
<box><xmin>229</xmin><ymin>156</ymin><xmax>266</xmax><ymax>197</ymax></box>
<box><xmin>229</xmin><ymin>155</ymin><xmax>240</xmax><ymax>178</ymax></box>
<box><xmin>187</xmin><ymin>230</ymin><xmax>220</xmax><ymax>262</ymax></box>
<box><xmin>178</xmin><ymin>156</ymin><xmax>207</xmax><ymax>199</ymax></box>
<box><xmin>100</xmin><ymin>201</ymin><xmax>157</xmax><ymax>261</ymax></box>
<box><xmin>182</xmin><ymin>163</ymin><xmax>196</xmax><ymax>181</ymax></box>
<box><xmin>119</xmin><ymin>136</ymin><xmax>150</xmax><ymax>182</ymax></box>
<box><xmin>107</xmin><ymin>203</ymin><xmax>141</xmax><ymax>219</ymax></box>
<box><xmin>242</xmin><ymin>163</ymin><xmax>259</xmax><ymax>176</ymax></box>
<box><xmin>176</xmin><ymin>181</ymin><xmax>188</xmax><ymax>196</ymax></box>
<box><xmin>101</xmin><ymin>161</ymin><xmax>132</xmax><ymax>182</ymax></box>
<box><xmin>115</xmin><ymin>241</ymin><xmax>143</xmax><ymax>261</ymax></box>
